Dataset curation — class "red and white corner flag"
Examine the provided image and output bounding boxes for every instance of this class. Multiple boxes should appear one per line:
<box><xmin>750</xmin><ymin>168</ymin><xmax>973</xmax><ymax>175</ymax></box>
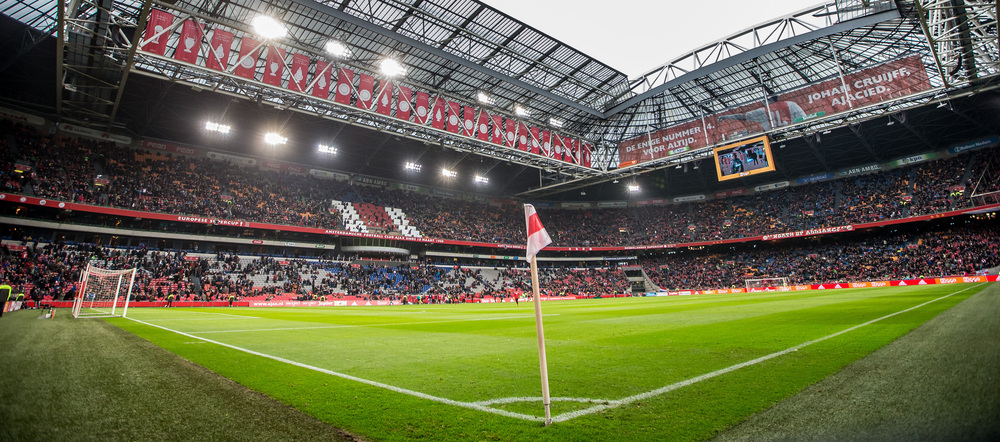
<box><xmin>525</xmin><ymin>204</ymin><xmax>552</xmax><ymax>260</ymax></box>
<box><xmin>524</xmin><ymin>203</ymin><xmax>554</xmax><ymax>426</ymax></box>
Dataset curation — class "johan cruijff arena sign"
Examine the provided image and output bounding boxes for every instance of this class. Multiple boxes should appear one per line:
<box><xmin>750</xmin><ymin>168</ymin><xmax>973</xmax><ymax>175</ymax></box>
<box><xmin>618</xmin><ymin>55</ymin><xmax>933</xmax><ymax>167</ymax></box>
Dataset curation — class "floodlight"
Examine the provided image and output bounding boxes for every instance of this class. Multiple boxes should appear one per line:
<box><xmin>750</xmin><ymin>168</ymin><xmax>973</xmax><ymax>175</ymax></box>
<box><xmin>264</xmin><ymin>132</ymin><xmax>287</xmax><ymax>145</ymax></box>
<box><xmin>477</xmin><ymin>92</ymin><xmax>492</xmax><ymax>104</ymax></box>
<box><xmin>317</xmin><ymin>144</ymin><xmax>337</xmax><ymax>154</ymax></box>
<box><xmin>628</xmin><ymin>184</ymin><xmax>640</xmax><ymax>192</ymax></box>
<box><xmin>549</xmin><ymin>118</ymin><xmax>564</xmax><ymax>128</ymax></box>
<box><xmin>324</xmin><ymin>40</ymin><xmax>350</xmax><ymax>58</ymax></box>
<box><xmin>204</xmin><ymin>121</ymin><xmax>231</xmax><ymax>134</ymax></box>
<box><xmin>441</xmin><ymin>168</ymin><xmax>457</xmax><ymax>178</ymax></box>
<box><xmin>251</xmin><ymin>16</ymin><xmax>286</xmax><ymax>40</ymax></box>
<box><xmin>404</xmin><ymin>162</ymin><xmax>422</xmax><ymax>172</ymax></box>
<box><xmin>474</xmin><ymin>175</ymin><xmax>488</xmax><ymax>184</ymax></box>
<box><xmin>515</xmin><ymin>105</ymin><xmax>529</xmax><ymax>117</ymax></box>
<box><xmin>380</xmin><ymin>58</ymin><xmax>406</xmax><ymax>77</ymax></box>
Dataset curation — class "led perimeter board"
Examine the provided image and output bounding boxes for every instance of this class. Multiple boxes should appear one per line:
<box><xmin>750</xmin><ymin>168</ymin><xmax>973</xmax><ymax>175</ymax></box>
<box><xmin>713</xmin><ymin>135</ymin><xmax>776</xmax><ymax>181</ymax></box>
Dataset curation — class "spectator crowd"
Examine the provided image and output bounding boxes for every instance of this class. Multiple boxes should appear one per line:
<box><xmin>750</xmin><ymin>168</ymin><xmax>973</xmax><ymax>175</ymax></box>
<box><xmin>1</xmin><ymin>121</ymin><xmax>996</xmax><ymax>249</ymax></box>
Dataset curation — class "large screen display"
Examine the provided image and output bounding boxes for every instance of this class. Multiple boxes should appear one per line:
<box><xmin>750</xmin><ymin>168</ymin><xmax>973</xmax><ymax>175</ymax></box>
<box><xmin>713</xmin><ymin>135</ymin><xmax>776</xmax><ymax>181</ymax></box>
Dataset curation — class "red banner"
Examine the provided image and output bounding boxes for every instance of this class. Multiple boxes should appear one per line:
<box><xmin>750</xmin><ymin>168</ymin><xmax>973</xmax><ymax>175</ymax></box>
<box><xmin>334</xmin><ymin>68</ymin><xmax>353</xmax><ymax>105</ymax></box>
<box><xmin>287</xmin><ymin>53</ymin><xmax>310</xmax><ymax>92</ymax></box>
<box><xmin>476</xmin><ymin>110</ymin><xmax>490</xmax><ymax>141</ymax></box>
<box><xmin>262</xmin><ymin>160</ymin><xmax>307</xmax><ymax>174</ymax></box>
<box><xmin>312</xmin><ymin>60</ymin><xmax>332</xmax><ymax>99</ymax></box>
<box><xmin>463</xmin><ymin>107</ymin><xmax>476</xmax><ymax>137</ymax></box>
<box><xmin>446</xmin><ymin>101</ymin><xmax>461</xmax><ymax>133</ymax></box>
<box><xmin>714</xmin><ymin>188</ymin><xmax>748</xmax><ymax>198</ymax></box>
<box><xmin>140</xmin><ymin>9</ymin><xmax>174</xmax><ymax>56</ymax></box>
<box><xmin>529</xmin><ymin>127</ymin><xmax>540</xmax><ymax>155</ymax></box>
<box><xmin>234</xmin><ymin>37</ymin><xmax>260</xmax><ymax>79</ymax></box>
<box><xmin>582</xmin><ymin>142</ymin><xmax>593</xmax><ymax>168</ymax></box>
<box><xmin>397</xmin><ymin>86</ymin><xmax>413</xmax><ymax>121</ymax></box>
<box><xmin>356</xmin><ymin>74</ymin><xmax>375</xmax><ymax>110</ymax></box>
<box><xmin>541</xmin><ymin>130</ymin><xmax>552</xmax><ymax>157</ymax></box>
<box><xmin>414</xmin><ymin>91</ymin><xmax>430</xmax><ymax>124</ymax></box>
<box><xmin>517</xmin><ymin>122</ymin><xmax>529</xmax><ymax>151</ymax></box>
<box><xmin>618</xmin><ymin>56</ymin><xmax>933</xmax><ymax>167</ymax></box>
<box><xmin>173</xmin><ymin>19</ymin><xmax>202</xmax><ymax>64</ymax></box>
<box><xmin>376</xmin><ymin>81</ymin><xmax>394</xmax><ymax>116</ymax></box>
<box><xmin>552</xmin><ymin>133</ymin><xmax>564</xmax><ymax>160</ymax></box>
<box><xmin>431</xmin><ymin>97</ymin><xmax>446</xmax><ymax>129</ymax></box>
<box><xmin>566</xmin><ymin>138</ymin><xmax>578</xmax><ymax>164</ymax></box>
<box><xmin>206</xmin><ymin>29</ymin><xmax>233</xmax><ymax>71</ymax></box>
<box><xmin>262</xmin><ymin>46</ymin><xmax>285</xmax><ymax>86</ymax></box>
<box><xmin>141</xmin><ymin>139</ymin><xmax>198</xmax><ymax>156</ymax></box>
<box><xmin>504</xmin><ymin>120</ymin><xmax>516</xmax><ymax>147</ymax></box>
<box><xmin>491</xmin><ymin>114</ymin><xmax>504</xmax><ymax>144</ymax></box>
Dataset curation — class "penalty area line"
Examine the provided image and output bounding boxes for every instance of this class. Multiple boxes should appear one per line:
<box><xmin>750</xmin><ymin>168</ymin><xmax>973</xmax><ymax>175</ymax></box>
<box><xmin>124</xmin><ymin>317</ymin><xmax>545</xmax><ymax>422</ymax></box>
<box><xmin>550</xmin><ymin>283</ymin><xmax>986</xmax><ymax>423</ymax></box>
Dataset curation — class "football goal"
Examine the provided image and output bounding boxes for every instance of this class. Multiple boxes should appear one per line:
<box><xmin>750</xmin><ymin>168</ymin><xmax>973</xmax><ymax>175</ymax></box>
<box><xmin>72</xmin><ymin>264</ymin><xmax>137</xmax><ymax>318</ymax></box>
<box><xmin>745</xmin><ymin>277</ymin><xmax>789</xmax><ymax>291</ymax></box>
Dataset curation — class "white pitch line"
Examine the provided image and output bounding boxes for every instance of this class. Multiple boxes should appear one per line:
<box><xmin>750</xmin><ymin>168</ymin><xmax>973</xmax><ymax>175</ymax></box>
<box><xmin>194</xmin><ymin>325</ymin><xmax>356</xmax><ymax>334</ymax></box>
<box><xmin>183</xmin><ymin>314</ymin><xmax>557</xmax><ymax>334</ymax></box>
<box><xmin>474</xmin><ymin>396</ymin><xmax>607</xmax><ymax>406</ymax></box>
<box><xmin>126</xmin><ymin>317</ymin><xmax>545</xmax><ymax>423</ymax></box>
<box><xmin>147</xmin><ymin>317</ymin><xmax>263</xmax><ymax>321</ymax></box>
<box><xmin>549</xmin><ymin>283</ymin><xmax>985</xmax><ymax>423</ymax></box>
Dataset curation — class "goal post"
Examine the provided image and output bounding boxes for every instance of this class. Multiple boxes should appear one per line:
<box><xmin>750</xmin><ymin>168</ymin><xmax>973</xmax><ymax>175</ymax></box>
<box><xmin>745</xmin><ymin>277</ymin><xmax>789</xmax><ymax>292</ymax></box>
<box><xmin>72</xmin><ymin>263</ymin><xmax>138</xmax><ymax>318</ymax></box>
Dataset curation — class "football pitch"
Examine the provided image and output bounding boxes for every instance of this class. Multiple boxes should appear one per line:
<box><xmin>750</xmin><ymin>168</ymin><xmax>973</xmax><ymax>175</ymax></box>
<box><xmin>97</xmin><ymin>282</ymin><xmax>991</xmax><ymax>440</ymax></box>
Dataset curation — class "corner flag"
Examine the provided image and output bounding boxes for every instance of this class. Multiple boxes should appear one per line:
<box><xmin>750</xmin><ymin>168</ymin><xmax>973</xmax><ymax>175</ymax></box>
<box><xmin>525</xmin><ymin>204</ymin><xmax>551</xmax><ymax>260</ymax></box>
<box><xmin>524</xmin><ymin>203</ymin><xmax>554</xmax><ymax>425</ymax></box>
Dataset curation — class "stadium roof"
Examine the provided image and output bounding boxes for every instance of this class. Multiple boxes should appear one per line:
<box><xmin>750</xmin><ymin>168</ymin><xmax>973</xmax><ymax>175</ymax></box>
<box><xmin>0</xmin><ymin>0</ymin><xmax>998</xmax><ymax>200</ymax></box>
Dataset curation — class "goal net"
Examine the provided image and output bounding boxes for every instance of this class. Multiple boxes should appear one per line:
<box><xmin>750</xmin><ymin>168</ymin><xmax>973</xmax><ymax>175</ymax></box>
<box><xmin>745</xmin><ymin>277</ymin><xmax>789</xmax><ymax>292</ymax></box>
<box><xmin>72</xmin><ymin>264</ymin><xmax>138</xmax><ymax>318</ymax></box>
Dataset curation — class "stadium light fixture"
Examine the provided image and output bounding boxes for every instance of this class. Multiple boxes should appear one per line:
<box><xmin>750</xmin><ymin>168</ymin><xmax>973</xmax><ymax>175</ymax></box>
<box><xmin>404</xmin><ymin>162</ymin><xmax>422</xmax><ymax>172</ymax></box>
<box><xmin>264</xmin><ymin>132</ymin><xmax>287</xmax><ymax>145</ymax></box>
<box><xmin>548</xmin><ymin>118</ymin><xmax>564</xmax><ymax>128</ymax></box>
<box><xmin>441</xmin><ymin>168</ymin><xmax>457</xmax><ymax>178</ymax></box>
<box><xmin>380</xmin><ymin>58</ymin><xmax>406</xmax><ymax>77</ymax></box>
<box><xmin>204</xmin><ymin>121</ymin><xmax>231</xmax><ymax>134</ymax></box>
<box><xmin>474</xmin><ymin>175</ymin><xmax>489</xmax><ymax>184</ymax></box>
<box><xmin>324</xmin><ymin>40</ymin><xmax>351</xmax><ymax>58</ymax></box>
<box><xmin>477</xmin><ymin>92</ymin><xmax>492</xmax><ymax>105</ymax></box>
<box><xmin>514</xmin><ymin>105</ymin><xmax>529</xmax><ymax>117</ymax></box>
<box><xmin>628</xmin><ymin>184</ymin><xmax>640</xmax><ymax>192</ymax></box>
<box><xmin>251</xmin><ymin>16</ymin><xmax>287</xmax><ymax>40</ymax></box>
<box><xmin>317</xmin><ymin>144</ymin><xmax>337</xmax><ymax>155</ymax></box>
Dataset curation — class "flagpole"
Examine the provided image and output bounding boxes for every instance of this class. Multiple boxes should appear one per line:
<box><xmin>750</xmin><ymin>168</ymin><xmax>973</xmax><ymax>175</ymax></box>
<box><xmin>529</xmin><ymin>254</ymin><xmax>552</xmax><ymax>426</ymax></box>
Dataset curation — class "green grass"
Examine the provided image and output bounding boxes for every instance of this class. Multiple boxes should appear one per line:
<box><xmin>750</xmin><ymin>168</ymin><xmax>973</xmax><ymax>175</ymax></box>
<box><xmin>0</xmin><ymin>307</ymin><xmax>355</xmax><ymax>441</ymax></box>
<box><xmin>1</xmin><ymin>283</ymin><xmax>991</xmax><ymax>440</ymax></box>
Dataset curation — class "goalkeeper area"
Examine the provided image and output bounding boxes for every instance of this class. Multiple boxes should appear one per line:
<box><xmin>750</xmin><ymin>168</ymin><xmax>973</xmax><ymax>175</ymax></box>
<box><xmin>72</xmin><ymin>265</ymin><xmax>137</xmax><ymax>318</ymax></box>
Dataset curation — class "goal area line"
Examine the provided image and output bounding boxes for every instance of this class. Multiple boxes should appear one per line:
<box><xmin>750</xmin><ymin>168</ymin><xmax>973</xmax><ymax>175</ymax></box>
<box><xmin>124</xmin><ymin>284</ymin><xmax>984</xmax><ymax>423</ymax></box>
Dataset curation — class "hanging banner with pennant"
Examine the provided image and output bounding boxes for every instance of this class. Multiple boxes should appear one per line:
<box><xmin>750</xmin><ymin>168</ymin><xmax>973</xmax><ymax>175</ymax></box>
<box><xmin>205</xmin><ymin>29</ymin><xmax>233</xmax><ymax>71</ymax></box>
<box><xmin>173</xmin><ymin>19</ymin><xmax>202</xmax><ymax>64</ymax></box>
<box><xmin>234</xmin><ymin>37</ymin><xmax>260</xmax><ymax>79</ymax></box>
<box><xmin>140</xmin><ymin>9</ymin><xmax>175</xmax><ymax>55</ymax></box>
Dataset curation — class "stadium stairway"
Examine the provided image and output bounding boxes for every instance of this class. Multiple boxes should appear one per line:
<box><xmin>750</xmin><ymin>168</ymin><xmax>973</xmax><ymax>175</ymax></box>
<box><xmin>621</xmin><ymin>265</ymin><xmax>662</xmax><ymax>294</ymax></box>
